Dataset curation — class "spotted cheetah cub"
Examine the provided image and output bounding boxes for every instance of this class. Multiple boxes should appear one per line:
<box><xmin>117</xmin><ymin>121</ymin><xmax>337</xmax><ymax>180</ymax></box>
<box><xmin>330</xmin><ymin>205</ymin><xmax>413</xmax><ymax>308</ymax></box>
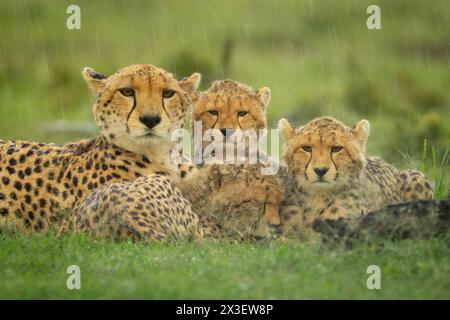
<box><xmin>179</xmin><ymin>80</ymin><xmax>284</xmax><ymax>239</ymax></box>
<box><xmin>279</xmin><ymin>116</ymin><xmax>433</xmax><ymax>230</ymax></box>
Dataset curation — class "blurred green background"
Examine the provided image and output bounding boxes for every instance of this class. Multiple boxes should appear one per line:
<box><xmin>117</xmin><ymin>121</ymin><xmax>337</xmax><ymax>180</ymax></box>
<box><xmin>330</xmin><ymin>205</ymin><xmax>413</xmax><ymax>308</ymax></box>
<box><xmin>0</xmin><ymin>0</ymin><xmax>448</xmax><ymax>185</ymax></box>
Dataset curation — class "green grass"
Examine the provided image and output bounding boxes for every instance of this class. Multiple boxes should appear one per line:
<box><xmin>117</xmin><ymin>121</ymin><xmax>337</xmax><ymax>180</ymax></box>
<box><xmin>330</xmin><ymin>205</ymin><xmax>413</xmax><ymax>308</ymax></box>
<box><xmin>432</xmin><ymin>145</ymin><xmax>450</xmax><ymax>199</ymax></box>
<box><xmin>0</xmin><ymin>234</ymin><xmax>449</xmax><ymax>299</ymax></box>
<box><xmin>422</xmin><ymin>140</ymin><xmax>450</xmax><ymax>199</ymax></box>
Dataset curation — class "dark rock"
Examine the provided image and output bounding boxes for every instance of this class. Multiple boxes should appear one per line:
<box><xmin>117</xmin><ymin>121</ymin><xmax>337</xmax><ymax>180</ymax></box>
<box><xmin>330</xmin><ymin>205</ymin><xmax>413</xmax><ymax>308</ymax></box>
<box><xmin>313</xmin><ymin>200</ymin><xmax>450</xmax><ymax>246</ymax></box>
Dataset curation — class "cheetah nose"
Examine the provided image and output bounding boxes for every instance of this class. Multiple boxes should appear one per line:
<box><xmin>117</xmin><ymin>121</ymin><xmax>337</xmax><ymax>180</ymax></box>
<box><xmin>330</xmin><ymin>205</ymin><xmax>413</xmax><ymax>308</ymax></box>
<box><xmin>139</xmin><ymin>113</ymin><xmax>161</xmax><ymax>129</ymax></box>
<box><xmin>314</xmin><ymin>167</ymin><xmax>329</xmax><ymax>178</ymax></box>
<box><xmin>219</xmin><ymin>128</ymin><xmax>234</xmax><ymax>137</ymax></box>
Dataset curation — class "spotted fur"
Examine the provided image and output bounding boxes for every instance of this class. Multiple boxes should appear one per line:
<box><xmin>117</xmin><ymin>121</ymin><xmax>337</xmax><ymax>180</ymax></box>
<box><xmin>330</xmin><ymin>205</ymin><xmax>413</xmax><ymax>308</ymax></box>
<box><xmin>74</xmin><ymin>175</ymin><xmax>202</xmax><ymax>241</ymax></box>
<box><xmin>279</xmin><ymin>116</ymin><xmax>433</xmax><ymax>230</ymax></box>
<box><xmin>0</xmin><ymin>64</ymin><xmax>201</xmax><ymax>239</ymax></box>
<box><xmin>180</xmin><ymin>80</ymin><xmax>284</xmax><ymax>239</ymax></box>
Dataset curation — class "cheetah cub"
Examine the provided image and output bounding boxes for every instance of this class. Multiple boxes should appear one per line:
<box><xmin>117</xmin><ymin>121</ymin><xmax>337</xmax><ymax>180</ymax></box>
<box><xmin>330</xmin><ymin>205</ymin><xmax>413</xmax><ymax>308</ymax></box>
<box><xmin>279</xmin><ymin>116</ymin><xmax>433</xmax><ymax>230</ymax></box>
<box><xmin>179</xmin><ymin>80</ymin><xmax>284</xmax><ymax>239</ymax></box>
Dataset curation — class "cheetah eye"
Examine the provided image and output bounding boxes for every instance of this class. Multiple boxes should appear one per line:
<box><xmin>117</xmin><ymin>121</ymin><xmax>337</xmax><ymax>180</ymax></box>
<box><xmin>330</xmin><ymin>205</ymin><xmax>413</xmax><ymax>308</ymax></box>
<box><xmin>119</xmin><ymin>87</ymin><xmax>135</xmax><ymax>97</ymax></box>
<box><xmin>237</xmin><ymin>111</ymin><xmax>248</xmax><ymax>117</ymax></box>
<box><xmin>208</xmin><ymin>110</ymin><xmax>219</xmax><ymax>116</ymax></box>
<box><xmin>301</xmin><ymin>145</ymin><xmax>312</xmax><ymax>152</ymax></box>
<box><xmin>162</xmin><ymin>89</ymin><xmax>176</xmax><ymax>99</ymax></box>
<box><xmin>331</xmin><ymin>145</ymin><xmax>343</xmax><ymax>153</ymax></box>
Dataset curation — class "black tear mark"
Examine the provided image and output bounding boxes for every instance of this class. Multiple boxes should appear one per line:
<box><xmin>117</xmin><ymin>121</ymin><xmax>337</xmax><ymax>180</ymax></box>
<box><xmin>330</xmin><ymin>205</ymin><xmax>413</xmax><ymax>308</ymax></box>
<box><xmin>126</xmin><ymin>95</ymin><xmax>137</xmax><ymax>133</ymax></box>
<box><xmin>237</xmin><ymin>116</ymin><xmax>243</xmax><ymax>130</ymax></box>
<box><xmin>330</xmin><ymin>149</ymin><xmax>339</xmax><ymax>181</ymax></box>
<box><xmin>210</xmin><ymin>110</ymin><xmax>219</xmax><ymax>130</ymax></box>
<box><xmin>161</xmin><ymin>98</ymin><xmax>170</xmax><ymax>119</ymax></box>
<box><xmin>304</xmin><ymin>151</ymin><xmax>312</xmax><ymax>181</ymax></box>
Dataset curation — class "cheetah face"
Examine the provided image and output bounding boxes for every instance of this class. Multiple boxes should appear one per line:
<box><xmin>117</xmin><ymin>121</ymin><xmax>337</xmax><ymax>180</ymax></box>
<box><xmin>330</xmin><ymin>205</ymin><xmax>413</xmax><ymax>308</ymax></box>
<box><xmin>279</xmin><ymin>117</ymin><xmax>370</xmax><ymax>192</ymax></box>
<box><xmin>83</xmin><ymin>64</ymin><xmax>200</xmax><ymax>153</ymax></box>
<box><xmin>192</xmin><ymin>80</ymin><xmax>270</xmax><ymax>149</ymax></box>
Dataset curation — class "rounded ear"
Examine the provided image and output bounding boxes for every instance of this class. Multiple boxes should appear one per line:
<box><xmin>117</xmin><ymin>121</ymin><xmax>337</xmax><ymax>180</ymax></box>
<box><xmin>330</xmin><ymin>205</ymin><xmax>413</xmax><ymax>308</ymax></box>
<box><xmin>256</xmin><ymin>87</ymin><xmax>271</xmax><ymax>110</ymax></box>
<box><xmin>82</xmin><ymin>67</ymin><xmax>107</xmax><ymax>93</ymax></box>
<box><xmin>278</xmin><ymin>118</ymin><xmax>295</xmax><ymax>141</ymax></box>
<box><xmin>179</xmin><ymin>73</ymin><xmax>201</xmax><ymax>95</ymax></box>
<box><xmin>352</xmin><ymin>119</ymin><xmax>370</xmax><ymax>151</ymax></box>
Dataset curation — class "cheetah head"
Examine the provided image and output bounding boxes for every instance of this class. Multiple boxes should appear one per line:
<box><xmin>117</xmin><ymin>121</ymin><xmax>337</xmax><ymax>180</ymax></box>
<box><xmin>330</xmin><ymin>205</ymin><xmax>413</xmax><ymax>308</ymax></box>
<box><xmin>83</xmin><ymin>64</ymin><xmax>200</xmax><ymax>154</ymax></box>
<box><xmin>192</xmin><ymin>80</ymin><xmax>270</xmax><ymax>149</ymax></box>
<box><xmin>279</xmin><ymin>116</ymin><xmax>370</xmax><ymax>192</ymax></box>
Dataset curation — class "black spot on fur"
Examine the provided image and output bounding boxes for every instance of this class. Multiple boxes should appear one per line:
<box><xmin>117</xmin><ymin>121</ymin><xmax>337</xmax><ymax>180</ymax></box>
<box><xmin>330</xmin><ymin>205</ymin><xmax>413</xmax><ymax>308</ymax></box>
<box><xmin>135</xmin><ymin>161</ymin><xmax>145</xmax><ymax>169</ymax></box>
<box><xmin>14</xmin><ymin>181</ymin><xmax>22</xmax><ymax>191</ymax></box>
<box><xmin>0</xmin><ymin>208</ymin><xmax>8</xmax><ymax>217</ymax></box>
<box><xmin>39</xmin><ymin>199</ymin><xmax>47</xmax><ymax>208</ymax></box>
<box><xmin>24</xmin><ymin>183</ymin><xmax>32</xmax><ymax>192</ymax></box>
<box><xmin>18</xmin><ymin>171</ymin><xmax>25</xmax><ymax>179</ymax></box>
<box><xmin>6</xmin><ymin>167</ymin><xmax>15</xmax><ymax>174</ymax></box>
<box><xmin>142</xmin><ymin>156</ymin><xmax>151</xmax><ymax>164</ymax></box>
<box><xmin>24</xmin><ymin>167</ymin><xmax>32</xmax><ymax>176</ymax></box>
<box><xmin>36</xmin><ymin>178</ymin><xmax>44</xmax><ymax>187</ymax></box>
<box><xmin>2</xmin><ymin>177</ymin><xmax>10</xmax><ymax>185</ymax></box>
<box><xmin>24</xmin><ymin>218</ymin><xmax>31</xmax><ymax>228</ymax></box>
<box><xmin>15</xmin><ymin>210</ymin><xmax>22</xmax><ymax>218</ymax></box>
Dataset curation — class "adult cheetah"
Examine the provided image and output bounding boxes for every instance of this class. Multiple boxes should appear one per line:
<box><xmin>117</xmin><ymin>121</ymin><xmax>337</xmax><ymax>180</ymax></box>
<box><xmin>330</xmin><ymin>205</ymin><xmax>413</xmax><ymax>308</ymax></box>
<box><xmin>279</xmin><ymin>116</ymin><xmax>433</xmax><ymax>230</ymax></box>
<box><xmin>0</xmin><ymin>64</ymin><xmax>201</xmax><ymax>238</ymax></box>
<box><xmin>74</xmin><ymin>175</ymin><xmax>202</xmax><ymax>241</ymax></box>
